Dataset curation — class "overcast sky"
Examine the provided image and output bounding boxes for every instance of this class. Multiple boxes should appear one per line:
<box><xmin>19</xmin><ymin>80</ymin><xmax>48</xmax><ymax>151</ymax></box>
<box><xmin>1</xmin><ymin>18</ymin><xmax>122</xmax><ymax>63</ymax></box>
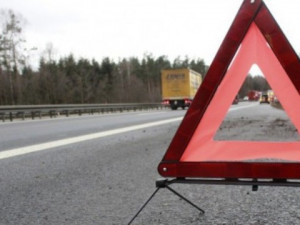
<box><xmin>1</xmin><ymin>0</ymin><xmax>300</xmax><ymax>74</ymax></box>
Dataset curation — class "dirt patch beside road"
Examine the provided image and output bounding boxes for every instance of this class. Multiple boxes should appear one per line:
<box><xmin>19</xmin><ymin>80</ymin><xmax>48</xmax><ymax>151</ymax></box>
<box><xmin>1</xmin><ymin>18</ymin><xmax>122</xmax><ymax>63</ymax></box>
<box><xmin>215</xmin><ymin>104</ymin><xmax>299</xmax><ymax>142</ymax></box>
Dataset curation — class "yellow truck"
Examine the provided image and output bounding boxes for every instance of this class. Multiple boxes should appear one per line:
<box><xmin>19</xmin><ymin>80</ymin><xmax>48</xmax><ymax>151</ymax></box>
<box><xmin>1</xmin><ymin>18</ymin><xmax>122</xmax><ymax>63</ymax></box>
<box><xmin>161</xmin><ymin>68</ymin><xmax>202</xmax><ymax>110</ymax></box>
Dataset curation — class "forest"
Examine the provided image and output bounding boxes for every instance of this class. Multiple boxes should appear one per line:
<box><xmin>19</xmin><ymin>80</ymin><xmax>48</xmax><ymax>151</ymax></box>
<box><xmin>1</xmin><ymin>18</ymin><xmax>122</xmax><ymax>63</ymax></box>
<box><xmin>0</xmin><ymin>10</ymin><xmax>269</xmax><ymax>105</ymax></box>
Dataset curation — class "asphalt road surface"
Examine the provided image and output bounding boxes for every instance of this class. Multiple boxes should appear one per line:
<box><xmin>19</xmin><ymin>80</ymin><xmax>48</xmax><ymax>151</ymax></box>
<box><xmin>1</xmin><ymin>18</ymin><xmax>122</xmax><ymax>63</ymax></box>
<box><xmin>0</xmin><ymin>102</ymin><xmax>300</xmax><ymax>225</ymax></box>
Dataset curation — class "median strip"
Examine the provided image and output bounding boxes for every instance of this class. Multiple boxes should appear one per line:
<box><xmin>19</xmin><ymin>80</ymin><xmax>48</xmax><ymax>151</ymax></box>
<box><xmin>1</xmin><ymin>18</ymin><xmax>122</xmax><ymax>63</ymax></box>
<box><xmin>0</xmin><ymin>117</ymin><xmax>183</xmax><ymax>160</ymax></box>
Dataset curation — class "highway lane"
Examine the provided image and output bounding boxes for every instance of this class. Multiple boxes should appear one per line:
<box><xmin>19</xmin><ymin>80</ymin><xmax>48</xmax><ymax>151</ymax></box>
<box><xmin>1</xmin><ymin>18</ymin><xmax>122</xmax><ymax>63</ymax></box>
<box><xmin>0</xmin><ymin>109</ymin><xmax>185</xmax><ymax>151</ymax></box>
<box><xmin>0</xmin><ymin>102</ymin><xmax>255</xmax><ymax>149</ymax></box>
<box><xmin>0</xmin><ymin>103</ymin><xmax>256</xmax><ymax>159</ymax></box>
<box><xmin>1</xmin><ymin>102</ymin><xmax>300</xmax><ymax>225</ymax></box>
<box><xmin>0</xmin><ymin>108</ymin><xmax>186</xmax><ymax>225</ymax></box>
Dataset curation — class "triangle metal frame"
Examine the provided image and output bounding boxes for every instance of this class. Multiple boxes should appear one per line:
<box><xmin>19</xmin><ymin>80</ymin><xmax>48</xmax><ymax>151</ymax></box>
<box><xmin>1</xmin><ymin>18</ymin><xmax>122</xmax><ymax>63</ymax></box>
<box><xmin>158</xmin><ymin>0</ymin><xmax>300</xmax><ymax>179</ymax></box>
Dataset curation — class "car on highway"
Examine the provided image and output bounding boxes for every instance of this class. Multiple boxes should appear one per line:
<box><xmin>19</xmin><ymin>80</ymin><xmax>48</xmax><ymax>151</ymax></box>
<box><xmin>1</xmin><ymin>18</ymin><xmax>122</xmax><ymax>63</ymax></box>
<box><xmin>259</xmin><ymin>94</ymin><xmax>269</xmax><ymax>104</ymax></box>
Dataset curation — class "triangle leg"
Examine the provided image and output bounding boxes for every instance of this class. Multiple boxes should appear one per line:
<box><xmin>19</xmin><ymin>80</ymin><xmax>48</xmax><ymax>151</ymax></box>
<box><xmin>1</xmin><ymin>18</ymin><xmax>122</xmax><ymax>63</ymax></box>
<box><xmin>164</xmin><ymin>185</ymin><xmax>205</xmax><ymax>214</ymax></box>
<box><xmin>127</xmin><ymin>187</ymin><xmax>160</xmax><ymax>225</ymax></box>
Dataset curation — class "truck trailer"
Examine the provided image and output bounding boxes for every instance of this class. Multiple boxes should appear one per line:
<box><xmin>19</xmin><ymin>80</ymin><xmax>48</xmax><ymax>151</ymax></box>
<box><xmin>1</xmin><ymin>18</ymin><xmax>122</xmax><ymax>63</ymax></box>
<box><xmin>247</xmin><ymin>90</ymin><xmax>261</xmax><ymax>101</ymax></box>
<box><xmin>161</xmin><ymin>68</ymin><xmax>202</xmax><ymax>110</ymax></box>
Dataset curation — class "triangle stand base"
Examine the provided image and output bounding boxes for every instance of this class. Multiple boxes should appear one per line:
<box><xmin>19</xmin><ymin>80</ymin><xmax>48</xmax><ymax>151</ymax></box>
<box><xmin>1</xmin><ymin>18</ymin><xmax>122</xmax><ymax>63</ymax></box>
<box><xmin>127</xmin><ymin>178</ymin><xmax>205</xmax><ymax>225</ymax></box>
<box><xmin>127</xmin><ymin>177</ymin><xmax>300</xmax><ymax>224</ymax></box>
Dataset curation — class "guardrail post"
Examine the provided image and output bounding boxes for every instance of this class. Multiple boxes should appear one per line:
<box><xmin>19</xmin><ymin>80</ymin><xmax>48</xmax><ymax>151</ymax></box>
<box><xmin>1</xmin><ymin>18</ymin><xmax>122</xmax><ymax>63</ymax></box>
<box><xmin>9</xmin><ymin>112</ymin><xmax>13</xmax><ymax>122</ymax></box>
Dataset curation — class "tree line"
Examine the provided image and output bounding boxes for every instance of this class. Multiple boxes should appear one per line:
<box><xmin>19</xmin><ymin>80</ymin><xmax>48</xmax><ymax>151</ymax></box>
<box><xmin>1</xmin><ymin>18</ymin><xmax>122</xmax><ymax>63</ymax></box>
<box><xmin>0</xmin><ymin>9</ymin><xmax>269</xmax><ymax>105</ymax></box>
<box><xmin>0</xmin><ymin>53</ymin><xmax>207</xmax><ymax>105</ymax></box>
<box><xmin>238</xmin><ymin>75</ymin><xmax>270</xmax><ymax>98</ymax></box>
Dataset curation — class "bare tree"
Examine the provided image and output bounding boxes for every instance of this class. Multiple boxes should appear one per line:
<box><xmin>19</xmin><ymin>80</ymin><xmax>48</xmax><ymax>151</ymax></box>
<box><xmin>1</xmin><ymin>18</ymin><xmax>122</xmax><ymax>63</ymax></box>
<box><xmin>42</xmin><ymin>42</ymin><xmax>57</xmax><ymax>63</ymax></box>
<box><xmin>0</xmin><ymin>9</ymin><xmax>26</xmax><ymax>104</ymax></box>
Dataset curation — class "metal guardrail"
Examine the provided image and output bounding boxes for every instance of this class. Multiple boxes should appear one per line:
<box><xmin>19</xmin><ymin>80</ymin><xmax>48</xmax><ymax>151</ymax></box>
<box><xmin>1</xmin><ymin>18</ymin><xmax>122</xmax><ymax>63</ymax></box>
<box><xmin>0</xmin><ymin>103</ymin><xmax>166</xmax><ymax>122</ymax></box>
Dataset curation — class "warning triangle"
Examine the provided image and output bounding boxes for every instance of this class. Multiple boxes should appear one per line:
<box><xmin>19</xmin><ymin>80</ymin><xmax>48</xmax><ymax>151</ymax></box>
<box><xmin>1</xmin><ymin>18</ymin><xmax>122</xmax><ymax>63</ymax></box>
<box><xmin>158</xmin><ymin>0</ymin><xmax>300</xmax><ymax>179</ymax></box>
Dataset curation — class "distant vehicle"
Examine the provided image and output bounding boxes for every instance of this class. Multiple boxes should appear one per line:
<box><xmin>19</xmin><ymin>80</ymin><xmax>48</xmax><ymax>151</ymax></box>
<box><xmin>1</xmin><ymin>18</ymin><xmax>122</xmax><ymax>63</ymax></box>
<box><xmin>247</xmin><ymin>90</ymin><xmax>260</xmax><ymax>101</ymax></box>
<box><xmin>161</xmin><ymin>68</ymin><xmax>202</xmax><ymax>110</ymax></box>
<box><xmin>259</xmin><ymin>94</ymin><xmax>270</xmax><ymax>104</ymax></box>
<box><xmin>266</xmin><ymin>90</ymin><xmax>275</xmax><ymax>103</ymax></box>
<box><xmin>243</xmin><ymin>96</ymin><xmax>249</xmax><ymax>101</ymax></box>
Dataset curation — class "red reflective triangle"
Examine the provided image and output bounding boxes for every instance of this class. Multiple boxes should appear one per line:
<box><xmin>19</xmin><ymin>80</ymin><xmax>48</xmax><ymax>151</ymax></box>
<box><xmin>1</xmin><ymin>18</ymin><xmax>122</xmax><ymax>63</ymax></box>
<box><xmin>158</xmin><ymin>0</ymin><xmax>300</xmax><ymax>179</ymax></box>
<box><xmin>181</xmin><ymin>23</ymin><xmax>300</xmax><ymax>162</ymax></box>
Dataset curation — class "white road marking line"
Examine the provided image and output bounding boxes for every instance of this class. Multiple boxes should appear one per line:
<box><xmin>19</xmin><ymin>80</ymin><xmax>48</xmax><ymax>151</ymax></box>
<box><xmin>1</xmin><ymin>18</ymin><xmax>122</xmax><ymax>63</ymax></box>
<box><xmin>138</xmin><ymin>112</ymin><xmax>167</xmax><ymax>116</ymax></box>
<box><xmin>229</xmin><ymin>103</ymin><xmax>257</xmax><ymax>111</ymax></box>
<box><xmin>0</xmin><ymin>117</ymin><xmax>183</xmax><ymax>160</ymax></box>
